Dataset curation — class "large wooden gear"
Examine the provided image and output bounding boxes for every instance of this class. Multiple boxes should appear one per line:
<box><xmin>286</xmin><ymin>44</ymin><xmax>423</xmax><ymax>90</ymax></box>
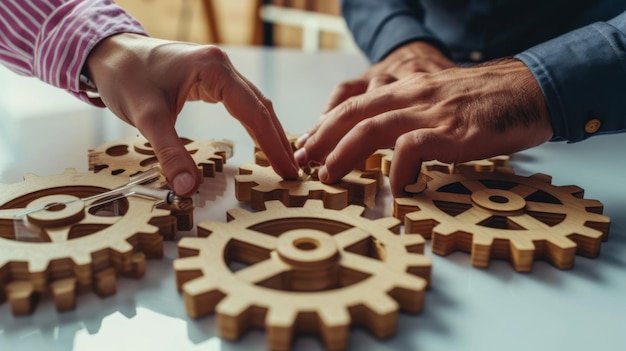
<box><xmin>393</xmin><ymin>169</ymin><xmax>611</xmax><ymax>272</ymax></box>
<box><xmin>174</xmin><ymin>200</ymin><xmax>431</xmax><ymax>351</ymax></box>
<box><xmin>235</xmin><ymin>163</ymin><xmax>380</xmax><ymax>210</ymax></box>
<box><xmin>0</xmin><ymin>169</ymin><xmax>175</xmax><ymax>315</ymax></box>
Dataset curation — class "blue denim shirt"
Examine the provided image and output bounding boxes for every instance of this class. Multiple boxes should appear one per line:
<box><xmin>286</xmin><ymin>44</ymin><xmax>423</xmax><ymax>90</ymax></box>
<box><xmin>342</xmin><ymin>0</ymin><xmax>626</xmax><ymax>142</ymax></box>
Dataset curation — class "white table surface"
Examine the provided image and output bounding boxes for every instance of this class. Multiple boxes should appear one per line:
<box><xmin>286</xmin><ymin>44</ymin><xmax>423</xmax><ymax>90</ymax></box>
<box><xmin>1</xmin><ymin>46</ymin><xmax>625</xmax><ymax>351</ymax></box>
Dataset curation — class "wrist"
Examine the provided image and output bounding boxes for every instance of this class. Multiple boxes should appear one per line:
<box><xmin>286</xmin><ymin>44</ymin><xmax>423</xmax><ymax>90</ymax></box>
<box><xmin>85</xmin><ymin>33</ymin><xmax>146</xmax><ymax>89</ymax></box>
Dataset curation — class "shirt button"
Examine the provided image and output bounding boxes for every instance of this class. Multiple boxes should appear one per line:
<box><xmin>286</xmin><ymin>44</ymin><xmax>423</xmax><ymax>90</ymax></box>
<box><xmin>469</xmin><ymin>51</ymin><xmax>484</xmax><ymax>61</ymax></box>
<box><xmin>584</xmin><ymin>119</ymin><xmax>601</xmax><ymax>134</ymax></box>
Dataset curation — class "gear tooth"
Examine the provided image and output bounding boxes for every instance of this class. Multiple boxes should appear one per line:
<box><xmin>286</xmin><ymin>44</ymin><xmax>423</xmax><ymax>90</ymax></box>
<box><xmin>183</xmin><ymin>275</ymin><xmax>219</xmax><ymax>295</ymax></box>
<box><xmin>109</xmin><ymin>241</ymin><xmax>134</xmax><ymax>255</ymax></box>
<box><xmin>404</xmin><ymin>254</ymin><xmax>432</xmax><ymax>286</ymax></box>
<box><xmin>71</xmin><ymin>252</ymin><xmax>93</xmax><ymax>267</ymax></box>
<box><xmin>374</xmin><ymin>216</ymin><xmax>401</xmax><ymax>231</ymax></box>
<box><xmin>265</xmin><ymin>305</ymin><xmax>298</xmax><ymax>351</ymax></box>
<box><xmin>226</xmin><ymin>207</ymin><xmax>252</xmax><ymax>221</ymax></box>
<box><xmin>262</xmin><ymin>200</ymin><xmax>286</xmax><ymax>211</ymax></box>
<box><xmin>341</xmin><ymin>204</ymin><xmax>365</xmax><ymax>216</ymax></box>
<box><xmin>385</xmin><ymin>273</ymin><xmax>429</xmax><ymax>313</ymax></box>
<box><xmin>302</xmin><ymin>199</ymin><xmax>325</xmax><ymax>210</ymax></box>
<box><xmin>559</xmin><ymin>184</ymin><xmax>584</xmax><ymax>198</ymax></box>
<box><xmin>177</xmin><ymin>237</ymin><xmax>207</xmax><ymax>252</ymax></box>
<box><xmin>398</xmin><ymin>233</ymin><xmax>426</xmax><ymax>248</ymax></box>
<box><xmin>364</xmin><ymin>293</ymin><xmax>398</xmax><ymax>316</ymax></box>
<box><xmin>216</xmin><ymin>295</ymin><xmax>256</xmax><ymax>340</ymax></box>
<box><xmin>317</xmin><ymin>306</ymin><xmax>350</xmax><ymax>351</ymax></box>
<box><xmin>580</xmin><ymin>199</ymin><xmax>605</xmax><ymax>214</ymax></box>
<box><xmin>530</xmin><ymin>172</ymin><xmax>552</xmax><ymax>184</ymax></box>
<box><xmin>28</xmin><ymin>257</ymin><xmax>50</xmax><ymax>274</ymax></box>
<box><xmin>361</xmin><ymin>294</ymin><xmax>400</xmax><ymax>338</ymax></box>
<box><xmin>216</xmin><ymin>294</ymin><xmax>255</xmax><ymax>317</ymax></box>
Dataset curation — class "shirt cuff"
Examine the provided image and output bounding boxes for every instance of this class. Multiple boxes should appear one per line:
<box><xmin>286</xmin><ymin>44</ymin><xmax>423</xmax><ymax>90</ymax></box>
<box><xmin>33</xmin><ymin>0</ymin><xmax>147</xmax><ymax>106</ymax></box>
<box><xmin>515</xmin><ymin>18</ymin><xmax>626</xmax><ymax>142</ymax></box>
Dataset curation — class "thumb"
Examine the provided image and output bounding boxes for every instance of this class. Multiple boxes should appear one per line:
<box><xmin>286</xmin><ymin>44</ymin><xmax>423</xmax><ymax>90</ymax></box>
<box><xmin>139</xmin><ymin>119</ymin><xmax>200</xmax><ymax>197</ymax></box>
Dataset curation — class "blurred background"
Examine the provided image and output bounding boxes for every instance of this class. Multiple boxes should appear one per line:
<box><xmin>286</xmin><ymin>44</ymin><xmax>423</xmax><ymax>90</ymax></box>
<box><xmin>114</xmin><ymin>0</ymin><xmax>357</xmax><ymax>52</ymax></box>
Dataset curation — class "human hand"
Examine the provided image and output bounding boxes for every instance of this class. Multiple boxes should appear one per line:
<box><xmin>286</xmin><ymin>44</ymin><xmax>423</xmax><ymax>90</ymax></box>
<box><xmin>323</xmin><ymin>41</ymin><xmax>456</xmax><ymax>113</ymax></box>
<box><xmin>86</xmin><ymin>33</ymin><xmax>299</xmax><ymax>196</ymax></box>
<box><xmin>295</xmin><ymin>58</ymin><xmax>554</xmax><ymax>197</ymax></box>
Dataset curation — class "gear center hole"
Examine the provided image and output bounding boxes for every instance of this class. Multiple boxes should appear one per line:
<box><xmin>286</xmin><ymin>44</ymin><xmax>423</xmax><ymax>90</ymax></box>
<box><xmin>489</xmin><ymin>195</ymin><xmax>509</xmax><ymax>204</ymax></box>
<box><xmin>294</xmin><ymin>238</ymin><xmax>319</xmax><ymax>251</ymax></box>
<box><xmin>45</xmin><ymin>203</ymin><xmax>66</xmax><ymax>212</ymax></box>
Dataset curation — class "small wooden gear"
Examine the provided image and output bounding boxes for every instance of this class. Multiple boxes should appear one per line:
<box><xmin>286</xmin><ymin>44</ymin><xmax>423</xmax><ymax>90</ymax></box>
<box><xmin>0</xmin><ymin>169</ymin><xmax>176</xmax><ymax>315</ymax></box>
<box><xmin>88</xmin><ymin>135</ymin><xmax>232</xmax><ymax>230</ymax></box>
<box><xmin>393</xmin><ymin>169</ymin><xmax>611</xmax><ymax>272</ymax></box>
<box><xmin>89</xmin><ymin>135</ymin><xmax>233</xmax><ymax>179</ymax></box>
<box><xmin>174</xmin><ymin>200</ymin><xmax>431</xmax><ymax>351</ymax></box>
<box><xmin>235</xmin><ymin>163</ymin><xmax>380</xmax><ymax>210</ymax></box>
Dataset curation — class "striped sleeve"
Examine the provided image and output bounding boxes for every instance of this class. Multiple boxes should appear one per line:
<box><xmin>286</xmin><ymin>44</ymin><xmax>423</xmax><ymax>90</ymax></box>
<box><xmin>0</xmin><ymin>0</ymin><xmax>147</xmax><ymax>105</ymax></box>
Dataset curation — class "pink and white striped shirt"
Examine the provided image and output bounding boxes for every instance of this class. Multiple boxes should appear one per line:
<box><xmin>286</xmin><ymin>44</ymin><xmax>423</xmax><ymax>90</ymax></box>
<box><xmin>0</xmin><ymin>0</ymin><xmax>147</xmax><ymax>105</ymax></box>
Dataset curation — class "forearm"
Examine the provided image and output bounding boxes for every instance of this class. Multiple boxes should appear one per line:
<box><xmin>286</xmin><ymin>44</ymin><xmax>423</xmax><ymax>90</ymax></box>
<box><xmin>516</xmin><ymin>11</ymin><xmax>626</xmax><ymax>142</ymax></box>
<box><xmin>341</xmin><ymin>0</ymin><xmax>447</xmax><ymax>62</ymax></box>
<box><xmin>0</xmin><ymin>0</ymin><xmax>146</xmax><ymax>105</ymax></box>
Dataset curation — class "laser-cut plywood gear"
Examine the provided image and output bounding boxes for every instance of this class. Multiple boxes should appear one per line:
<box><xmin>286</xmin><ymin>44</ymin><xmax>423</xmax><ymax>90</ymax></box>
<box><xmin>393</xmin><ymin>169</ymin><xmax>611</xmax><ymax>272</ymax></box>
<box><xmin>89</xmin><ymin>135</ymin><xmax>232</xmax><ymax>230</ymax></box>
<box><xmin>235</xmin><ymin>163</ymin><xmax>380</xmax><ymax>210</ymax></box>
<box><xmin>89</xmin><ymin>135</ymin><xmax>233</xmax><ymax>179</ymax></box>
<box><xmin>174</xmin><ymin>200</ymin><xmax>431</xmax><ymax>351</ymax></box>
<box><xmin>0</xmin><ymin>169</ymin><xmax>175</xmax><ymax>315</ymax></box>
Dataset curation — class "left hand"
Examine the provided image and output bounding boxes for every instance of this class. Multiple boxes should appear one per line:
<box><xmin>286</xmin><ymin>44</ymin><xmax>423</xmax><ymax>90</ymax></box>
<box><xmin>295</xmin><ymin>58</ymin><xmax>554</xmax><ymax>197</ymax></box>
<box><xmin>86</xmin><ymin>33</ymin><xmax>299</xmax><ymax>197</ymax></box>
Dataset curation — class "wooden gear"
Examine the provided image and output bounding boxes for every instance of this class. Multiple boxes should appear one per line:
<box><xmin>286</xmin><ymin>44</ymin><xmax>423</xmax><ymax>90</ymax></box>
<box><xmin>0</xmin><ymin>169</ymin><xmax>176</xmax><ymax>315</ymax></box>
<box><xmin>235</xmin><ymin>163</ymin><xmax>380</xmax><ymax>211</ymax></box>
<box><xmin>88</xmin><ymin>135</ymin><xmax>232</xmax><ymax>230</ymax></box>
<box><xmin>88</xmin><ymin>135</ymin><xmax>232</xmax><ymax>178</ymax></box>
<box><xmin>174</xmin><ymin>200</ymin><xmax>431</xmax><ymax>351</ymax></box>
<box><xmin>393</xmin><ymin>169</ymin><xmax>611</xmax><ymax>272</ymax></box>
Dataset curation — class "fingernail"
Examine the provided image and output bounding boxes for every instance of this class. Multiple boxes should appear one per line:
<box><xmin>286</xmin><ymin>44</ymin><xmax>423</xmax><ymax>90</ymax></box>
<box><xmin>294</xmin><ymin>148</ymin><xmax>307</xmax><ymax>164</ymax></box>
<box><xmin>172</xmin><ymin>172</ymin><xmax>195</xmax><ymax>195</ymax></box>
<box><xmin>318</xmin><ymin>166</ymin><xmax>329</xmax><ymax>182</ymax></box>
<box><xmin>295</xmin><ymin>133</ymin><xmax>309</xmax><ymax>148</ymax></box>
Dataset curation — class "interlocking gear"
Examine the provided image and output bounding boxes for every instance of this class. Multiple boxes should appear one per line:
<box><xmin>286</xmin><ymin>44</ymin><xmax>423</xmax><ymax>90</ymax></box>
<box><xmin>174</xmin><ymin>200</ymin><xmax>431</xmax><ymax>351</ymax></box>
<box><xmin>235</xmin><ymin>163</ymin><xmax>380</xmax><ymax>210</ymax></box>
<box><xmin>89</xmin><ymin>135</ymin><xmax>233</xmax><ymax>179</ymax></box>
<box><xmin>0</xmin><ymin>169</ymin><xmax>175</xmax><ymax>315</ymax></box>
<box><xmin>394</xmin><ymin>169</ymin><xmax>611</xmax><ymax>272</ymax></box>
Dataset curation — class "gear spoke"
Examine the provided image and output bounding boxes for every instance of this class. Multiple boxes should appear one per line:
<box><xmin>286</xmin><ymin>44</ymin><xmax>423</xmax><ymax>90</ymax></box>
<box><xmin>234</xmin><ymin>231</ymin><xmax>278</xmax><ymax>251</ymax></box>
<box><xmin>429</xmin><ymin>191</ymin><xmax>473</xmax><ymax>205</ymax></box>
<box><xmin>510</xmin><ymin>183</ymin><xmax>538</xmax><ymax>198</ymax></box>
<box><xmin>234</xmin><ymin>257</ymin><xmax>290</xmax><ymax>284</ymax></box>
<box><xmin>508</xmin><ymin>213</ymin><xmax>550</xmax><ymax>230</ymax></box>
<box><xmin>460</xmin><ymin>180</ymin><xmax>487</xmax><ymax>192</ymax></box>
<box><xmin>341</xmin><ymin>251</ymin><xmax>387</xmax><ymax>276</ymax></box>
<box><xmin>525</xmin><ymin>201</ymin><xmax>568</xmax><ymax>215</ymax></box>
<box><xmin>334</xmin><ymin>227</ymin><xmax>370</xmax><ymax>249</ymax></box>
<box><xmin>455</xmin><ymin>206</ymin><xmax>492</xmax><ymax>225</ymax></box>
